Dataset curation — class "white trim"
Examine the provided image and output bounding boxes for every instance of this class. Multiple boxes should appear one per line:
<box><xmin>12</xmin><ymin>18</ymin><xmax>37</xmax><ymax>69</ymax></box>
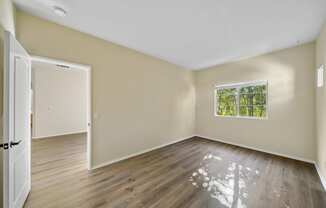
<box><xmin>91</xmin><ymin>135</ymin><xmax>195</xmax><ymax>170</ymax></box>
<box><xmin>3</xmin><ymin>30</ymin><xmax>11</xmax><ymax>208</ymax></box>
<box><xmin>314</xmin><ymin>163</ymin><xmax>326</xmax><ymax>191</ymax></box>
<box><xmin>32</xmin><ymin>131</ymin><xmax>87</xmax><ymax>139</ymax></box>
<box><xmin>196</xmin><ymin>135</ymin><xmax>315</xmax><ymax>164</ymax></box>
<box><xmin>86</xmin><ymin>65</ymin><xmax>92</xmax><ymax>170</ymax></box>
<box><xmin>215</xmin><ymin>80</ymin><xmax>268</xmax><ymax>89</ymax></box>
<box><xmin>215</xmin><ymin>115</ymin><xmax>268</xmax><ymax>120</ymax></box>
<box><xmin>30</xmin><ymin>55</ymin><xmax>92</xmax><ymax>170</ymax></box>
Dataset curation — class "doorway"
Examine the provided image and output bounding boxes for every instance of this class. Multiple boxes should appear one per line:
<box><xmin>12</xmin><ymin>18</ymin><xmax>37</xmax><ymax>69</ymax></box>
<box><xmin>30</xmin><ymin>56</ymin><xmax>92</xmax><ymax>171</ymax></box>
<box><xmin>23</xmin><ymin>56</ymin><xmax>92</xmax><ymax>207</ymax></box>
<box><xmin>2</xmin><ymin>32</ymin><xmax>93</xmax><ymax>208</ymax></box>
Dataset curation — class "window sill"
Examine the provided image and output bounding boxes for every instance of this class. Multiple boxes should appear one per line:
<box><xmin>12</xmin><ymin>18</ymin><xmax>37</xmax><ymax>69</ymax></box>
<box><xmin>214</xmin><ymin>115</ymin><xmax>268</xmax><ymax>120</ymax></box>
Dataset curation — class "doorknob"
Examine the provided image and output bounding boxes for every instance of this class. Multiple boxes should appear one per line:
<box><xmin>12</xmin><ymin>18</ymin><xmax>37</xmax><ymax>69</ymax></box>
<box><xmin>10</xmin><ymin>140</ymin><xmax>22</xmax><ymax>148</ymax></box>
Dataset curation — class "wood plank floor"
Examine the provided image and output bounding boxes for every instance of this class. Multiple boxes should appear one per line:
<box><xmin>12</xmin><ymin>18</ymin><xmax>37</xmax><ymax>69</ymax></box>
<box><xmin>24</xmin><ymin>134</ymin><xmax>326</xmax><ymax>208</ymax></box>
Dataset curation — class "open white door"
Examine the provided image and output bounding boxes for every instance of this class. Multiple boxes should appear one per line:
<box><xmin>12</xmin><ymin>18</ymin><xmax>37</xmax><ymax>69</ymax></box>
<box><xmin>3</xmin><ymin>31</ymin><xmax>31</xmax><ymax>208</ymax></box>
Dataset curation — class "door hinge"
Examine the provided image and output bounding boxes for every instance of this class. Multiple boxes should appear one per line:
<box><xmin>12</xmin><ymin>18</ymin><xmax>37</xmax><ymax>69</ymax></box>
<box><xmin>0</xmin><ymin>143</ymin><xmax>9</xmax><ymax>150</ymax></box>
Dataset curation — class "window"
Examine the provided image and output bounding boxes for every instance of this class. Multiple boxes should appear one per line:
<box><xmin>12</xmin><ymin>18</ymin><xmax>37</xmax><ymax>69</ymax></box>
<box><xmin>317</xmin><ymin>65</ymin><xmax>324</xmax><ymax>88</ymax></box>
<box><xmin>215</xmin><ymin>81</ymin><xmax>267</xmax><ymax>118</ymax></box>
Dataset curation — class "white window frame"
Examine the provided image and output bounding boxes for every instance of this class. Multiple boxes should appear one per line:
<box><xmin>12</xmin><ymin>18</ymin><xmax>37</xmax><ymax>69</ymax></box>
<box><xmin>317</xmin><ymin>64</ymin><xmax>324</xmax><ymax>88</ymax></box>
<box><xmin>214</xmin><ymin>80</ymin><xmax>268</xmax><ymax>120</ymax></box>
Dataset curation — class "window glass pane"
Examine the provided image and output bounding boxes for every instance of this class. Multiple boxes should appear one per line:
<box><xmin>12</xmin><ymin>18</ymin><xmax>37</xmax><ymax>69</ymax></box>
<box><xmin>239</xmin><ymin>84</ymin><xmax>267</xmax><ymax>118</ymax></box>
<box><xmin>240</xmin><ymin>93</ymin><xmax>266</xmax><ymax>106</ymax></box>
<box><xmin>252</xmin><ymin>93</ymin><xmax>266</xmax><ymax>105</ymax></box>
<box><xmin>239</xmin><ymin>105</ymin><xmax>266</xmax><ymax>118</ymax></box>
<box><xmin>239</xmin><ymin>106</ymin><xmax>250</xmax><ymax>117</ymax></box>
<box><xmin>216</xmin><ymin>88</ymin><xmax>237</xmax><ymax>116</ymax></box>
<box><xmin>239</xmin><ymin>85</ymin><xmax>266</xmax><ymax>94</ymax></box>
<box><xmin>253</xmin><ymin>105</ymin><xmax>266</xmax><ymax>117</ymax></box>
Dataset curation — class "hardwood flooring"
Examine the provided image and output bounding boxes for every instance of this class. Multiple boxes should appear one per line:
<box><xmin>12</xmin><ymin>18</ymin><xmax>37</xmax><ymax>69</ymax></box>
<box><xmin>24</xmin><ymin>134</ymin><xmax>326</xmax><ymax>208</ymax></box>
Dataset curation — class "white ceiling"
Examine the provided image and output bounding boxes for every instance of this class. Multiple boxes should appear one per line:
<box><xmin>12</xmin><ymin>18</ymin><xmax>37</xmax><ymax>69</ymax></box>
<box><xmin>14</xmin><ymin>0</ymin><xmax>326</xmax><ymax>70</ymax></box>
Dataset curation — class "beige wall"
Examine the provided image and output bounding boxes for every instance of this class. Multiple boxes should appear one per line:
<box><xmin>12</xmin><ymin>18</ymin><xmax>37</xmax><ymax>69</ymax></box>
<box><xmin>0</xmin><ymin>0</ymin><xmax>15</xmax><ymax>205</ymax></box>
<box><xmin>32</xmin><ymin>63</ymin><xmax>87</xmax><ymax>138</ymax></box>
<box><xmin>195</xmin><ymin>43</ymin><xmax>316</xmax><ymax>161</ymax></box>
<box><xmin>16</xmin><ymin>11</ymin><xmax>195</xmax><ymax>168</ymax></box>
<box><xmin>316</xmin><ymin>22</ymin><xmax>326</xmax><ymax>181</ymax></box>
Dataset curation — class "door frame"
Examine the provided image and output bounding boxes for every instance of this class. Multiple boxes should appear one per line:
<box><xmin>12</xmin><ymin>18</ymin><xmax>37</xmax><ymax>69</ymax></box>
<box><xmin>30</xmin><ymin>56</ymin><xmax>92</xmax><ymax>170</ymax></box>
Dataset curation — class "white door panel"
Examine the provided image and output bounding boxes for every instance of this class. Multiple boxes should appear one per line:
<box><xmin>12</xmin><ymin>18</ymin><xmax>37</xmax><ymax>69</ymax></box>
<box><xmin>3</xmin><ymin>31</ymin><xmax>31</xmax><ymax>208</ymax></box>
<box><xmin>13</xmin><ymin>57</ymin><xmax>30</xmax><ymax>207</ymax></box>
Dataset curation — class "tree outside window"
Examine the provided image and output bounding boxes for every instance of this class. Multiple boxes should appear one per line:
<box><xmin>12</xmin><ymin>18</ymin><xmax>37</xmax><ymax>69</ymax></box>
<box><xmin>215</xmin><ymin>81</ymin><xmax>267</xmax><ymax>118</ymax></box>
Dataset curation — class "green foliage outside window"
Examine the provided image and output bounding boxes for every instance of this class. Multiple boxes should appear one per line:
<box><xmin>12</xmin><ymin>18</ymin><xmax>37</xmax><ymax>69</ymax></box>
<box><xmin>216</xmin><ymin>88</ymin><xmax>237</xmax><ymax>116</ymax></box>
<box><xmin>216</xmin><ymin>83</ymin><xmax>267</xmax><ymax>118</ymax></box>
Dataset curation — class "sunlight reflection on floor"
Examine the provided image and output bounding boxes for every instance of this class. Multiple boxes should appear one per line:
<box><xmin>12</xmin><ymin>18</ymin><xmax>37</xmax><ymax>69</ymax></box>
<box><xmin>189</xmin><ymin>153</ymin><xmax>262</xmax><ymax>208</ymax></box>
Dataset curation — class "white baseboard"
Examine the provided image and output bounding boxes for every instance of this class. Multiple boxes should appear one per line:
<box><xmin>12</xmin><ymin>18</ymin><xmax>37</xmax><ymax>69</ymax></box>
<box><xmin>32</xmin><ymin>131</ymin><xmax>87</xmax><ymax>139</ymax></box>
<box><xmin>196</xmin><ymin>135</ymin><xmax>315</xmax><ymax>164</ymax></box>
<box><xmin>314</xmin><ymin>163</ymin><xmax>326</xmax><ymax>191</ymax></box>
<box><xmin>91</xmin><ymin>135</ymin><xmax>195</xmax><ymax>170</ymax></box>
